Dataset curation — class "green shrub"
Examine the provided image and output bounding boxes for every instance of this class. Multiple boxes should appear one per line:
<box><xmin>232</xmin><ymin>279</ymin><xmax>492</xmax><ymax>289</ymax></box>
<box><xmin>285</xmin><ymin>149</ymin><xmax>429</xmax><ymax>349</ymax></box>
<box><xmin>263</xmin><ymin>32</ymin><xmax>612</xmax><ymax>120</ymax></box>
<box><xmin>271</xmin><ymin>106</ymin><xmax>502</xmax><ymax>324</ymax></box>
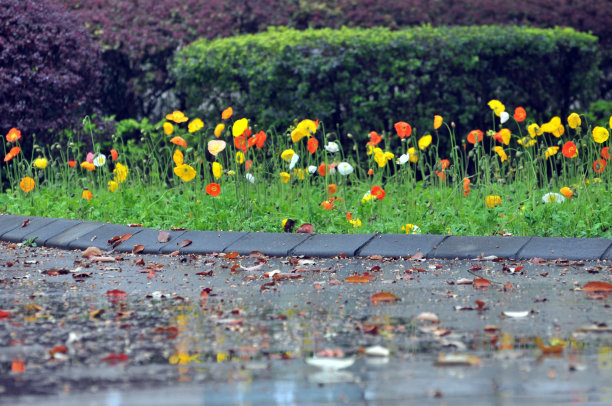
<box><xmin>173</xmin><ymin>25</ymin><xmax>599</xmax><ymax>148</ymax></box>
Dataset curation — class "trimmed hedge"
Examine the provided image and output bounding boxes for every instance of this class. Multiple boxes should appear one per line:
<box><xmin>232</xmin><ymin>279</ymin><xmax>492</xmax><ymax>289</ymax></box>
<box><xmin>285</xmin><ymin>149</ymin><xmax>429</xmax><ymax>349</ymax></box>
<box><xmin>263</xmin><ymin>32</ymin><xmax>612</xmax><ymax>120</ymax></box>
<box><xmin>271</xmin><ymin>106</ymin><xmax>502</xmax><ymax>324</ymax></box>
<box><xmin>173</xmin><ymin>26</ymin><xmax>599</xmax><ymax>144</ymax></box>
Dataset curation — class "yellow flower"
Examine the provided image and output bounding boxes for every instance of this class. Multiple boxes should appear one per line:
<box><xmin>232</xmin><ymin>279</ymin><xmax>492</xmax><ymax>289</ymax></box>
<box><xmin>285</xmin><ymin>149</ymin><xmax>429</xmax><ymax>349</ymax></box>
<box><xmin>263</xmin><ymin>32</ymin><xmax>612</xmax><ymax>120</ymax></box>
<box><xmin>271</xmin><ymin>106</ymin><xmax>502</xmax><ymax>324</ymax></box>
<box><xmin>214</xmin><ymin>123</ymin><xmax>225</xmax><ymax>138</ymax></box>
<box><xmin>174</xmin><ymin>164</ymin><xmax>196</xmax><ymax>182</ymax></box>
<box><xmin>485</xmin><ymin>195</ymin><xmax>502</xmax><ymax>208</ymax></box>
<box><xmin>517</xmin><ymin>137</ymin><xmax>536</xmax><ymax>147</ymax></box>
<box><xmin>19</xmin><ymin>177</ymin><xmax>35</xmax><ymax>192</ymax></box>
<box><xmin>487</xmin><ymin>100</ymin><xmax>505</xmax><ymax>116</ymax></box>
<box><xmin>113</xmin><ymin>163</ymin><xmax>128</xmax><ymax>183</ymax></box>
<box><xmin>567</xmin><ymin>113</ymin><xmax>581</xmax><ymax>129</ymax></box>
<box><xmin>163</xmin><ymin>122</ymin><xmax>174</xmax><ymax>135</ymax></box>
<box><xmin>280</xmin><ymin>172</ymin><xmax>291</xmax><ymax>183</ymax></box>
<box><xmin>493</xmin><ymin>146</ymin><xmax>507</xmax><ymax>162</ymax></box>
<box><xmin>207</xmin><ymin>140</ymin><xmax>226</xmax><ymax>156</ymax></box>
<box><xmin>281</xmin><ymin>149</ymin><xmax>295</xmax><ymax>161</ymax></box>
<box><xmin>349</xmin><ymin>218</ymin><xmax>362</xmax><ymax>227</ymax></box>
<box><xmin>165</xmin><ymin>111</ymin><xmax>188</xmax><ymax>123</ymax></box>
<box><xmin>408</xmin><ymin>147</ymin><xmax>418</xmax><ymax>163</ymax></box>
<box><xmin>560</xmin><ymin>187</ymin><xmax>573</xmax><ymax>199</ymax></box>
<box><xmin>293</xmin><ymin>168</ymin><xmax>306</xmax><ymax>180</ymax></box>
<box><xmin>433</xmin><ymin>115</ymin><xmax>443</xmax><ymax>130</ymax></box>
<box><xmin>290</xmin><ymin>119</ymin><xmax>317</xmax><ymax>143</ymax></box>
<box><xmin>374</xmin><ymin>150</ymin><xmax>394</xmax><ymax>167</ymax></box>
<box><xmin>545</xmin><ymin>146</ymin><xmax>559</xmax><ymax>159</ymax></box>
<box><xmin>33</xmin><ymin>157</ymin><xmax>48</xmax><ymax>169</ymax></box>
<box><xmin>82</xmin><ymin>190</ymin><xmax>93</xmax><ymax>201</ymax></box>
<box><xmin>81</xmin><ymin>161</ymin><xmax>96</xmax><ymax>172</ymax></box>
<box><xmin>527</xmin><ymin>123</ymin><xmax>542</xmax><ymax>138</ymax></box>
<box><xmin>610</xmin><ymin>115</ymin><xmax>612</xmax><ymax>129</ymax></box>
<box><xmin>236</xmin><ymin>151</ymin><xmax>245</xmax><ymax>164</ymax></box>
<box><xmin>592</xmin><ymin>126</ymin><xmax>609</xmax><ymax>143</ymax></box>
<box><xmin>401</xmin><ymin>224</ymin><xmax>421</xmax><ymax>234</ymax></box>
<box><xmin>226</xmin><ymin>170</ymin><xmax>236</xmax><ymax>176</ymax></box>
<box><xmin>188</xmin><ymin>118</ymin><xmax>204</xmax><ymax>133</ymax></box>
<box><xmin>108</xmin><ymin>181</ymin><xmax>118</xmax><ymax>193</ymax></box>
<box><xmin>361</xmin><ymin>191</ymin><xmax>376</xmax><ymax>204</ymax></box>
<box><xmin>212</xmin><ymin>162</ymin><xmax>223</xmax><ymax>179</ymax></box>
<box><xmin>232</xmin><ymin>118</ymin><xmax>248</xmax><ymax>137</ymax></box>
<box><xmin>418</xmin><ymin>134</ymin><xmax>432</xmax><ymax>150</ymax></box>
<box><xmin>497</xmin><ymin>128</ymin><xmax>511</xmax><ymax>145</ymax></box>
<box><xmin>173</xmin><ymin>149</ymin><xmax>183</xmax><ymax>166</ymax></box>
<box><xmin>541</xmin><ymin>116</ymin><xmax>564</xmax><ymax>137</ymax></box>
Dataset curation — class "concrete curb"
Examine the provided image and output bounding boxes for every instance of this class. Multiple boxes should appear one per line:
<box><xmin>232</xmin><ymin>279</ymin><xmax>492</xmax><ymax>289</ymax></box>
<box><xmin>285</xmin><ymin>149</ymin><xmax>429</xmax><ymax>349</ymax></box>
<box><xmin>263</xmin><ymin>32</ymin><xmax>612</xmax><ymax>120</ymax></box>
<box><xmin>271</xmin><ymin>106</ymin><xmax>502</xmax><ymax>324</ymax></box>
<box><xmin>0</xmin><ymin>214</ymin><xmax>610</xmax><ymax>260</ymax></box>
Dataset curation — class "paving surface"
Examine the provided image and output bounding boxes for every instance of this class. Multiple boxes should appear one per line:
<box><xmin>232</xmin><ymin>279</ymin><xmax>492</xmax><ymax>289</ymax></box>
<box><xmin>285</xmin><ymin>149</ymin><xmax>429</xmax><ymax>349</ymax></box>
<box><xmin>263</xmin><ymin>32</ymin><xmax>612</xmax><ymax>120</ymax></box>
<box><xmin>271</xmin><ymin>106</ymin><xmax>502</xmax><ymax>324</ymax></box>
<box><xmin>0</xmin><ymin>214</ymin><xmax>611</xmax><ymax>405</ymax></box>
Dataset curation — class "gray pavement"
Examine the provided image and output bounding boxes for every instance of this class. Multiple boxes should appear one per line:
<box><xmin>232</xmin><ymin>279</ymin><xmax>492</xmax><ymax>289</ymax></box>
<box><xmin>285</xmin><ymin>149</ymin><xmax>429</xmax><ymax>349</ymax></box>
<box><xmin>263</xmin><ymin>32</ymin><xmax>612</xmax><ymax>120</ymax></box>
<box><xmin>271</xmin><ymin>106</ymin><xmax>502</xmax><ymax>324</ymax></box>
<box><xmin>0</xmin><ymin>214</ymin><xmax>611</xmax><ymax>405</ymax></box>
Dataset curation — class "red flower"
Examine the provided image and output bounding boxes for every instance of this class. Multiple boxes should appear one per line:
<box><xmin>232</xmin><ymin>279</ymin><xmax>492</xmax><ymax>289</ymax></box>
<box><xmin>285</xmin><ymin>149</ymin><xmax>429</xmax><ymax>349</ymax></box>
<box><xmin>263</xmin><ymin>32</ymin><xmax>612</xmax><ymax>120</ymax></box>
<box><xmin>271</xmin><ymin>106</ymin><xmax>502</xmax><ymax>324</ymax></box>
<box><xmin>68</xmin><ymin>160</ymin><xmax>76</xmax><ymax>168</ymax></box>
<box><xmin>317</xmin><ymin>163</ymin><xmax>329</xmax><ymax>176</ymax></box>
<box><xmin>206</xmin><ymin>182</ymin><xmax>221</xmax><ymax>197</ymax></box>
<box><xmin>601</xmin><ymin>146</ymin><xmax>610</xmax><ymax>160</ymax></box>
<box><xmin>3</xmin><ymin>146</ymin><xmax>20</xmax><ymax>162</ymax></box>
<box><xmin>462</xmin><ymin>177</ymin><xmax>471</xmax><ymax>196</ymax></box>
<box><xmin>234</xmin><ymin>135</ymin><xmax>249</xmax><ymax>153</ymax></box>
<box><xmin>371</xmin><ymin>185</ymin><xmax>385</xmax><ymax>200</ymax></box>
<box><xmin>367</xmin><ymin>131</ymin><xmax>382</xmax><ymax>146</ymax></box>
<box><xmin>440</xmin><ymin>159</ymin><xmax>450</xmax><ymax>170</ymax></box>
<box><xmin>435</xmin><ymin>170</ymin><xmax>446</xmax><ymax>181</ymax></box>
<box><xmin>593</xmin><ymin>159</ymin><xmax>606</xmax><ymax>173</ymax></box>
<box><xmin>6</xmin><ymin>128</ymin><xmax>21</xmax><ymax>143</ymax></box>
<box><xmin>328</xmin><ymin>184</ymin><xmax>338</xmax><ymax>195</ymax></box>
<box><xmin>394</xmin><ymin>121</ymin><xmax>412</xmax><ymax>138</ymax></box>
<box><xmin>307</xmin><ymin>137</ymin><xmax>319</xmax><ymax>154</ymax></box>
<box><xmin>245</xmin><ymin>160</ymin><xmax>252</xmax><ymax>171</ymax></box>
<box><xmin>467</xmin><ymin>129</ymin><xmax>483</xmax><ymax>144</ymax></box>
<box><xmin>513</xmin><ymin>107</ymin><xmax>526</xmax><ymax>122</ymax></box>
<box><xmin>110</xmin><ymin>149</ymin><xmax>118</xmax><ymax>161</ymax></box>
<box><xmin>367</xmin><ymin>168</ymin><xmax>374</xmax><ymax>176</ymax></box>
<box><xmin>562</xmin><ymin>141</ymin><xmax>578</xmax><ymax>158</ymax></box>
<box><xmin>254</xmin><ymin>131</ymin><xmax>266</xmax><ymax>149</ymax></box>
<box><xmin>320</xmin><ymin>200</ymin><xmax>334</xmax><ymax>210</ymax></box>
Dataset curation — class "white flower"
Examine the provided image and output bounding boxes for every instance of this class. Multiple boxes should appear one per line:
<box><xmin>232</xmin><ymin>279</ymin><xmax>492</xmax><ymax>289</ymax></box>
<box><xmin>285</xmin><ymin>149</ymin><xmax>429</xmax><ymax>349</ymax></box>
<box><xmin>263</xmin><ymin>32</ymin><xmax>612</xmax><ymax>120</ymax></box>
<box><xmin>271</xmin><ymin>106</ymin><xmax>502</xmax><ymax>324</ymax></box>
<box><xmin>245</xmin><ymin>173</ymin><xmax>255</xmax><ymax>184</ymax></box>
<box><xmin>500</xmin><ymin>111</ymin><xmax>510</xmax><ymax>124</ymax></box>
<box><xmin>542</xmin><ymin>192</ymin><xmax>565</xmax><ymax>204</ymax></box>
<box><xmin>397</xmin><ymin>154</ymin><xmax>410</xmax><ymax>165</ymax></box>
<box><xmin>337</xmin><ymin>162</ymin><xmax>353</xmax><ymax>176</ymax></box>
<box><xmin>93</xmin><ymin>153</ymin><xmax>106</xmax><ymax>167</ymax></box>
<box><xmin>324</xmin><ymin>142</ymin><xmax>339</xmax><ymax>153</ymax></box>
<box><xmin>308</xmin><ymin>165</ymin><xmax>317</xmax><ymax>174</ymax></box>
<box><xmin>289</xmin><ymin>153</ymin><xmax>299</xmax><ymax>170</ymax></box>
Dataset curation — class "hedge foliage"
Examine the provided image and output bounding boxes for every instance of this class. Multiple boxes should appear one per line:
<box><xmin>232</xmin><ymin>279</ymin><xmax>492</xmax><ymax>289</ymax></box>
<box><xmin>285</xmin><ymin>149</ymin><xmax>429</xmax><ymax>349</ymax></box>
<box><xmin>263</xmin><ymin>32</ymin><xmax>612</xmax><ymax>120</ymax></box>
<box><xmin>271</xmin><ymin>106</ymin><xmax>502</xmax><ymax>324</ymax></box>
<box><xmin>173</xmin><ymin>26</ymin><xmax>600</xmax><ymax>144</ymax></box>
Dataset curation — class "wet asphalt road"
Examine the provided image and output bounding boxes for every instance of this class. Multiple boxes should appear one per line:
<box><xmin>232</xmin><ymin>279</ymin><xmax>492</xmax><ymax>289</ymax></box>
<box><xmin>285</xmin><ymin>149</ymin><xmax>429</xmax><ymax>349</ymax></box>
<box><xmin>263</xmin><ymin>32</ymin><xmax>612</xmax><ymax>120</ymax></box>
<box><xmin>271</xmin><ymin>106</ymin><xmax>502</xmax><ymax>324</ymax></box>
<box><xmin>0</xmin><ymin>242</ymin><xmax>611</xmax><ymax>405</ymax></box>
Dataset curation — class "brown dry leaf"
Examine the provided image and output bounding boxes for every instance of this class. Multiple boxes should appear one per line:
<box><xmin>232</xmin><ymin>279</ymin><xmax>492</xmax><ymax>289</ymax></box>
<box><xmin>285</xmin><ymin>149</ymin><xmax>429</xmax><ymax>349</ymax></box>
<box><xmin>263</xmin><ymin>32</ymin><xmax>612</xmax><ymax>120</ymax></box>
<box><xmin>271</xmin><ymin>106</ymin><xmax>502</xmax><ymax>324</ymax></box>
<box><xmin>90</xmin><ymin>256</ymin><xmax>116</xmax><ymax>262</ymax></box>
<box><xmin>83</xmin><ymin>246</ymin><xmax>102</xmax><ymax>258</ymax></box>
<box><xmin>177</xmin><ymin>239</ymin><xmax>192</xmax><ymax>248</ymax></box>
<box><xmin>225</xmin><ymin>252</ymin><xmax>239</xmax><ymax>259</ymax></box>
<box><xmin>582</xmin><ymin>281</ymin><xmax>612</xmax><ymax>292</ymax></box>
<box><xmin>473</xmin><ymin>277</ymin><xmax>491</xmax><ymax>289</ymax></box>
<box><xmin>370</xmin><ymin>292</ymin><xmax>399</xmax><ymax>304</ymax></box>
<box><xmin>534</xmin><ymin>337</ymin><xmax>564</xmax><ymax>354</ymax></box>
<box><xmin>157</xmin><ymin>231</ymin><xmax>171</xmax><ymax>243</ymax></box>
<box><xmin>344</xmin><ymin>275</ymin><xmax>371</xmax><ymax>283</ymax></box>
<box><xmin>21</xmin><ymin>219</ymin><xmax>31</xmax><ymax>228</ymax></box>
<box><xmin>132</xmin><ymin>245</ymin><xmax>145</xmax><ymax>254</ymax></box>
<box><xmin>296</xmin><ymin>223</ymin><xmax>314</xmax><ymax>233</ymax></box>
<box><xmin>119</xmin><ymin>233</ymin><xmax>133</xmax><ymax>242</ymax></box>
<box><xmin>504</xmin><ymin>281</ymin><xmax>515</xmax><ymax>291</ymax></box>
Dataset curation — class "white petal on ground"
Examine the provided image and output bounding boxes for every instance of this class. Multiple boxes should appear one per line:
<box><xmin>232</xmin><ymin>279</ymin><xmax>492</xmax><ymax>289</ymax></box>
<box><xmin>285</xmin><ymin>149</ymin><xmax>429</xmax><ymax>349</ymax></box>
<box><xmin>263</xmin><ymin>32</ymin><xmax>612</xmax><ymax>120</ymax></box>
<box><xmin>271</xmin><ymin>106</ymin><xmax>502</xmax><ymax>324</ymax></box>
<box><xmin>364</xmin><ymin>345</ymin><xmax>390</xmax><ymax>357</ymax></box>
<box><xmin>502</xmin><ymin>311</ymin><xmax>530</xmax><ymax>318</ymax></box>
<box><xmin>306</xmin><ymin>356</ymin><xmax>355</xmax><ymax>371</ymax></box>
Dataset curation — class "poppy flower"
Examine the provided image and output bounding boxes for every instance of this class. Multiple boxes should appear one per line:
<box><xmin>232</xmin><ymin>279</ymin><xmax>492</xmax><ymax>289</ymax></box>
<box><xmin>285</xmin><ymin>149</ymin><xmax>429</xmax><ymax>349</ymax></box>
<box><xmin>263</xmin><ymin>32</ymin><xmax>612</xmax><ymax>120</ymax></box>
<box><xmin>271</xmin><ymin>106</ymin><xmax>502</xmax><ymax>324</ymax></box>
<box><xmin>542</xmin><ymin>193</ymin><xmax>565</xmax><ymax>204</ymax></box>
<box><xmin>320</xmin><ymin>200</ymin><xmax>334</xmax><ymax>210</ymax></box>
<box><xmin>245</xmin><ymin>173</ymin><xmax>255</xmax><ymax>183</ymax></box>
<box><xmin>214</xmin><ymin>123</ymin><xmax>225</xmax><ymax>138</ymax></box>
<box><xmin>6</xmin><ymin>128</ymin><xmax>21</xmax><ymax>142</ymax></box>
<box><xmin>174</xmin><ymin>164</ymin><xmax>196</xmax><ymax>182</ymax></box>
<box><xmin>307</xmin><ymin>137</ymin><xmax>319</xmax><ymax>154</ymax></box>
<box><xmin>212</xmin><ymin>162</ymin><xmax>223</xmax><ymax>179</ymax></box>
<box><xmin>108</xmin><ymin>181</ymin><xmax>119</xmax><ymax>193</ymax></box>
<box><xmin>394</xmin><ymin>121</ymin><xmax>412</xmax><ymax>138</ymax></box>
<box><xmin>317</xmin><ymin>163</ymin><xmax>329</xmax><ymax>176</ymax></box>
<box><xmin>397</xmin><ymin>154</ymin><xmax>410</xmax><ymax>165</ymax></box>
<box><xmin>206</xmin><ymin>183</ymin><xmax>221</xmax><ymax>197</ymax></box>
<box><xmin>462</xmin><ymin>177</ymin><xmax>471</xmax><ymax>197</ymax></box>
<box><xmin>253</xmin><ymin>131</ymin><xmax>266</xmax><ymax>149</ymax></box>
<box><xmin>324</xmin><ymin>142</ymin><xmax>339</xmax><ymax>153</ymax></box>
<box><xmin>487</xmin><ymin>100</ymin><xmax>505</xmax><ymax>116</ymax></box>
<box><xmin>4</xmin><ymin>146</ymin><xmax>20</xmax><ymax>162</ymax></box>
<box><xmin>245</xmin><ymin>160</ymin><xmax>252</xmax><ymax>171</ymax></box>
<box><xmin>281</xmin><ymin>149</ymin><xmax>295</xmax><ymax>162</ymax></box>
<box><xmin>293</xmin><ymin>168</ymin><xmax>306</xmax><ymax>180</ymax></box>
<box><xmin>545</xmin><ymin>146</ymin><xmax>559</xmax><ymax>160</ymax></box>
<box><xmin>402</xmin><ymin>224</ymin><xmax>421</xmax><ymax>234</ymax></box>
<box><xmin>440</xmin><ymin>159</ymin><xmax>450</xmax><ymax>170</ymax></box>
<box><xmin>560</xmin><ymin>187</ymin><xmax>573</xmax><ymax>199</ymax></box>
<box><xmin>233</xmin><ymin>135</ymin><xmax>248</xmax><ymax>153</ymax></box>
<box><xmin>291</xmin><ymin>119</ymin><xmax>318</xmax><ymax>143</ymax></box>
<box><xmin>418</xmin><ymin>134</ymin><xmax>432</xmax><ymax>150</ymax></box>
<box><xmin>371</xmin><ymin>185</ymin><xmax>385</xmax><ymax>200</ymax></box>
<box><xmin>173</xmin><ymin>149</ymin><xmax>184</xmax><ymax>166</ymax></box>
<box><xmin>163</xmin><ymin>122</ymin><xmax>174</xmax><ymax>135</ymax></box>
<box><xmin>221</xmin><ymin>107</ymin><xmax>233</xmax><ymax>120</ymax></box>
<box><xmin>82</xmin><ymin>190</ymin><xmax>93</xmax><ymax>201</ymax></box>
<box><xmin>289</xmin><ymin>153</ymin><xmax>299</xmax><ymax>170</ymax></box>
<box><xmin>500</xmin><ymin>111</ymin><xmax>510</xmax><ymax>124</ymax></box>
<box><xmin>374</xmin><ymin>150</ymin><xmax>394</xmax><ymax>167</ymax></box>
<box><xmin>435</xmin><ymin>170</ymin><xmax>446</xmax><ymax>181</ymax></box>
<box><xmin>188</xmin><ymin>118</ymin><xmax>204</xmax><ymax>133</ymax></box>
<box><xmin>367</xmin><ymin>168</ymin><xmax>374</xmax><ymax>175</ymax></box>
<box><xmin>86</xmin><ymin>152</ymin><xmax>94</xmax><ymax>163</ymax></box>
<box><xmin>34</xmin><ymin>157</ymin><xmax>48</xmax><ymax>169</ymax></box>
<box><xmin>19</xmin><ymin>177</ymin><xmax>35</xmax><ymax>193</ymax></box>
<box><xmin>280</xmin><ymin>172</ymin><xmax>291</xmax><ymax>183</ymax></box>
<box><xmin>328</xmin><ymin>184</ymin><xmax>338</xmax><ymax>195</ymax></box>
<box><xmin>110</xmin><ymin>149</ymin><xmax>118</xmax><ymax>161</ymax></box>
<box><xmin>407</xmin><ymin>147</ymin><xmax>418</xmax><ymax>163</ymax></box>
<box><xmin>593</xmin><ymin>159</ymin><xmax>606</xmax><ymax>173</ymax></box>
<box><xmin>236</xmin><ymin>151</ymin><xmax>245</xmax><ymax>164</ymax></box>
<box><xmin>166</xmin><ymin>111</ymin><xmax>189</xmax><ymax>123</ymax></box>
<box><xmin>80</xmin><ymin>161</ymin><xmax>96</xmax><ymax>171</ymax></box>
<box><xmin>485</xmin><ymin>195</ymin><xmax>502</xmax><ymax>208</ymax></box>
<box><xmin>567</xmin><ymin>113</ymin><xmax>581</xmax><ymax>129</ymax></box>
<box><xmin>562</xmin><ymin>141</ymin><xmax>578</xmax><ymax>158</ymax></box>
<box><xmin>513</xmin><ymin>107</ymin><xmax>526</xmax><ymax>122</ymax></box>
<box><xmin>493</xmin><ymin>146</ymin><xmax>507</xmax><ymax>162</ymax></box>
<box><xmin>170</xmin><ymin>136</ymin><xmax>187</xmax><ymax>148</ymax></box>
<box><xmin>93</xmin><ymin>154</ymin><xmax>106</xmax><ymax>167</ymax></box>
<box><xmin>601</xmin><ymin>147</ymin><xmax>610</xmax><ymax>160</ymax></box>
<box><xmin>527</xmin><ymin>123</ymin><xmax>542</xmax><ymax>138</ymax></box>
<box><xmin>592</xmin><ymin>126</ymin><xmax>609</xmax><ymax>143</ymax></box>
<box><xmin>68</xmin><ymin>160</ymin><xmax>76</xmax><ymax>168</ymax></box>
<box><xmin>207</xmin><ymin>140</ymin><xmax>226</xmax><ymax>157</ymax></box>
<box><xmin>433</xmin><ymin>115</ymin><xmax>443</xmax><ymax>130</ymax></box>
<box><xmin>541</xmin><ymin>117</ymin><xmax>564</xmax><ymax>137</ymax></box>
<box><xmin>232</xmin><ymin>118</ymin><xmax>249</xmax><ymax>137</ymax></box>
<box><xmin>467</xmin><ymin>130</ymin><xmax>483</xmax><ymax>144</ymax></box>
<box><xmin>337</xmin><ymin>162</ymin><xmax>353</xmax><ymax>175</ymax></box>
<box><xmin>367</xmin><ymin>131</ymin><xmax>382</xmax><ymax>146</ymax></box>
<box><xmin>517</xmin><ymin>137</ymin><xmax>536</xmax><ymax>147</ymax></box>
<box><xmin>113</xmin><ymin>163</ymin><xmax>129</xmax><ymax>183</ymax></box>
<box><xmin>493</xmin><ymin>129</ymin><xmax>511</xmax><ymax>145</ymax></box>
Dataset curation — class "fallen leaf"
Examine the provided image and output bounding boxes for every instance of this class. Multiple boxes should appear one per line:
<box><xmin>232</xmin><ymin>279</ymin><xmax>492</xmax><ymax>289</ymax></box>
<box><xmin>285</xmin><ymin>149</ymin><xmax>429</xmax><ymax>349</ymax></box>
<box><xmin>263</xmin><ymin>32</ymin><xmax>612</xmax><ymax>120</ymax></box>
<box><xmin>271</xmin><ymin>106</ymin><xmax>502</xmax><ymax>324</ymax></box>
<box><xmin>502</xmin><ymin>310</ymin><xmax>529</xmax><ymax>318</ymax></box>
<box><xmin>582</xmin><ymin>281</ymin><xmax>612</xmax><ymax>292</ymax></box>
<box><xmin>344</xmin><ymin>275</ymin><xmax>371</xmax><ymax>283</ymax></box>
<box><xmin>177</xmin><ymin>239</ymin><xmax>192</xmax><ymax>248</ymax></box>
<box><xmin>11</xmin><ymin>359</ymin><xmax>26</xmax><ymax>373</ymax></box>
<box><xmin>21</xmin><ymin>219</ymin><xmax>30</xmax><ymax>228</ymax></box>
<box><xmin>42</xmin><ymin>268</ymin><xmax>70</xmax><ymax>276</ymax></box>
<box><xmin>0</xmin><ymin>310</ymin><xmax>11</xmax><ymax>319</ymax></box>
<box><xmin>101</xmin><ymin>353</ymin><xmax>129</xmax><ymax>365</ymax></box>
<box><xmin>72</xmin><ymin>272</ymin><xmax>91</xmax><ymax>280</ymax></box>
<box><xmin>157</xmin><ymin>231</ymin><xmax>170</xmax><ymax>243</ymax></box>
<box><xmin>534</xmin><ymin>337</ymin><xmax>564</xmax><ymax>354</ymax></box>
<box><xmin>119</xmin><ymin>233</ymin><xmax>133</xmax><ymax>242</ymax></box>
<box><xmin>296</xmin><ymin>223</ymin><xmax>314</xmax><ymax>233</ymax></box>
<box><xmin>132</xmin><ymin>244</ymin><xmax>145</xmax><ymax>254</ymax></box>
<box><xmin>127</xmin><ymin>223</ymin><xmax>143</xmax><ymax>227</ymax></box>
<box><xmin>153</xmin><ymin>326</ymin><xmax>179</xmax><ymax>339</ymax></box>
<box><xmin>504</xmin><ymin>281</ymin><xmax>515</xmax><ymax>291</ymax></box>
<box><xmin>89</xmin><ymin>309</ymin><xmax>105</xmax><ymax>320</ymax></box>
<box><xmin>90</xmin><ymin>256</ymin><xmax>116</xmax><ymax>262</ymax></box>
<box><xmin>82</xmin><ymin>246</ymin><xmax>102</xmax><ymax>258</ymax></box>
<box><xmin>473</xmin><ymin>277</ymin><xmax>491</xmax><ymax>288</ymax></box>
<box><xmin>224</xmin><ymin>252</ymin><xmax>239</xmax><ymax>259</ymax></box>
<box><xmin>435</xmin><ymin>354</ymin><xmax>481</xmax><ymax>366</ymax></box>
<box><xmin>240</xmin><ymin>264</ymin><xmax>264</xmax><ymax>272</ymax></box>
<box><xmin>456</xmin><ymin>278</ymin><xmax>473</xmax><ymax>285</ymax></box>
<box><xmin>106</xmin><ymin>289</ymin><xmax>127</xmax><ymax>297</ymax></box>
<box><xmin>370</xmin><ymin>292</ymin><xmax>399</xmax><ymax>304</ymax></box>
<box><xmin>415</xmin><ymin>312</ymin><xmax>440</xmax><ymax>323</ymax></box>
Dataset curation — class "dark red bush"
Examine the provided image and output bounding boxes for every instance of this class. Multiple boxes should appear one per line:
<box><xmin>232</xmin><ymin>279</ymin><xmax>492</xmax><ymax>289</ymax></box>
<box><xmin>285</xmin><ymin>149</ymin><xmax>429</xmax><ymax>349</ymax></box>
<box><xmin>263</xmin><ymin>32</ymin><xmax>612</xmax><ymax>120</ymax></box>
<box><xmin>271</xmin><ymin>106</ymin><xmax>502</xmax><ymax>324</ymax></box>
<box><xmin>0</xmin><ymin>0</ymin><xmax>103</xmax><ymax>140</ymax></box>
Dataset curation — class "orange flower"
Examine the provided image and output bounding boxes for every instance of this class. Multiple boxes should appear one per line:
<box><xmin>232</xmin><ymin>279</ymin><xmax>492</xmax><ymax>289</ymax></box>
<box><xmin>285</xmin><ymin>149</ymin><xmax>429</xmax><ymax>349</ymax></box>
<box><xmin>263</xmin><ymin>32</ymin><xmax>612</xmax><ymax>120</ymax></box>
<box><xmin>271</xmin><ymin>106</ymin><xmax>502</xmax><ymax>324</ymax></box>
<box><xmin>433</xmin><ymin>115</ymin><xmax>443</xmax><ymax>130</ymax></box>
<box><xmin>320</xmin><ymin>200</ymin><xmax>334</xmax><ymax>210</ymax></box>
<box><xmin>560</xmin><ymin>187</ymin><xmax>573</xmax><ymax>199</ymax></box>
<box><xmin>4</xmin><ymin>146</ymin><xmax>20</xmax><ymax>162</ymax></box>
<box><xmin>234</xmin><ymin>135</ymin><xmax>248</xmax><ymax>153</ymax></box>
<box><xmin>367</xmin><ymin>131</ymin><xmax>382</xmax><ymax>146</ymax></box>
<box><xmin>328</xmin><ymin>184</ymin><xmax>338</xmax><ymax>195</ymax></box>
<box><xmin>110</xmin><ymin>149</ymin><xmax>118</xmax><ymax>161</ymax></box>
<box><xmin>206</xmin><ymin>183</ymin><xmax>221</xmax><ymax>197</ymax></box>
<box><xmin>493</xmin><ymin>128</ymin><xmax>511</xmax><ymax>145</ymax></box>
<box><xmin>467</xmin><ymin>130</ymin><xmax>483</xmax><ymax>144</ymax></box>
<box><xmin>19</xmin><ymin>177</ymin><xmax>35</xmax><ymax>192</ymax></box>
<box><xmin>513</xmin><ymin>107</ymin><xmax>526</xmax><ymax>122</ymax></box>
<box><xmin>254</xmin><ymin>131</ymin><xmax>266</xmax><ymax>149</ymax></box>
<box><xmin>367</xmin><ymin>168</ymin><xmax>374</xmax><ymax>176</ymax></box>
<box><xmin>6</xmin><ymin>128</ymin><xmax>21</xmax><ymax>142</ymax></box>
<box><xmin>82</xmin><ymin>190</ymin><xmax>93</xmax><ymax>201</ymax></box>
<box><xmin>170</xmin><ymin>136</ymin><xmax>187</xmax><ymax>148</ymax></box>
<box><xmin>80</xmin><ymin>161</ymin><xmax>96</xmax><ymax>171</ymax></box>
<box><xmin>68</xmin><ymin>160</ymin><xmax>76</xmax><ymax>168</ymax></box>
<box><xmin>601</xmin><ymin>146</ymin><xmax>610</xmax><ymax>160</ymax></box>
<box><xmin>462</xmin><ymin>177</ymin><xmax>471</xmax><ymax>196</ymax></box>
<box><xmin>307</xmin><ymin>137</ymin><xmax>319</xmax><ymax>154</ymax></box>
<box><xmin>394</xmin><ymin>121</ymin><xmax>412</xmax><ymax>138</ymax></box>
<box><xmin>440</xmin><ymin>159</ymin><xmax>450</xmax><ymax>170</ymax></box>
<box><xmin>562</xmin><ymin>141</ymin><xmax>578</xmax><ymax>158</ymax></box>
<box><xmin>221</xmin><ymin>107</ymin><xmax>233</xmax><ymax>120</ymax></box>
<box><xmin>593</xmin><ymin>159</ymin><xmax>606</xmax><ymax>173</ymax></box>
<box><xmin>435</xmin><ymin>170</ymin><xmax>446</xmax><ymax>181</ymax></box>
<box><xmin>317</xmin><ymin>163</ymin><xmax>329</xmax><ymax>176</ymax></box>
<box><xmin>371</xmin><ymin>185</ymin><xmax>385</xmax><ymax>200</ymax></box>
